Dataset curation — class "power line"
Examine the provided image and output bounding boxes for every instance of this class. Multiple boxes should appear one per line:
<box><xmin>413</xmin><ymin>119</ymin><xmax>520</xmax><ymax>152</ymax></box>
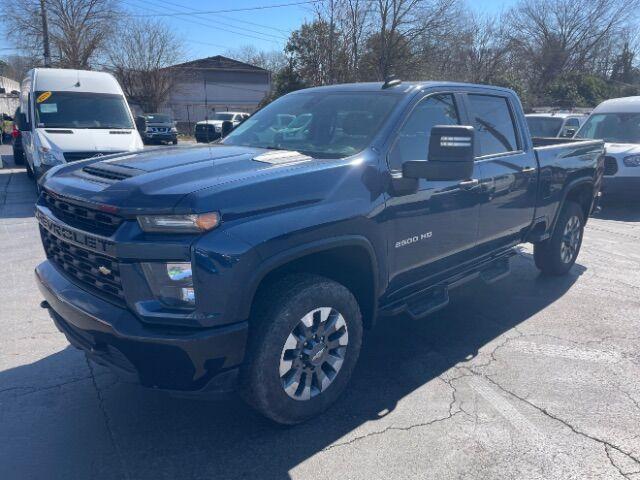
<box><xmin>150</xmin><ymin>0</ymin><xmax>291</xmax><ymax>38</ymax></box>
<box><xmin>124</xmin><ymin>0</ymin><xmax>284</xmax><ymax>44</ymax></box>
<box><xmin>129</xmin><ymin>0</ymin><xmax>321</xmax><ymax>18</ymax></box>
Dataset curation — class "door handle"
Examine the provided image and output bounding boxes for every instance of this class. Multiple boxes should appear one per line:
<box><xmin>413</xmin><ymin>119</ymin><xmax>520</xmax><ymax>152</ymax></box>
<box><xmin>458</xmin><ymin>179</ymin><xmax>479</xmax><ymax>189</ymax></box>
<box><xmin>521</xmin><ymin>166</ymin><xmax>536</xmax><ymax>173</ymax></box>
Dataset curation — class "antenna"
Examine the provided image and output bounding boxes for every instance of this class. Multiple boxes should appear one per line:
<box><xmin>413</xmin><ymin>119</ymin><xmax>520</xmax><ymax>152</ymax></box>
<box><xmin>382</xmin><ymin>75</ymin><xmax>401</xmax><ymax>89</ymax></box>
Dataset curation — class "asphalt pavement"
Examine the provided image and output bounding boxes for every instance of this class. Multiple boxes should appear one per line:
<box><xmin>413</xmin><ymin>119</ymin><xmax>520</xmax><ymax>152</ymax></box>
<box><xmin>1</xmin><ymin>143</ymin><xmax>639</xmax><ymax>480</ymax></box>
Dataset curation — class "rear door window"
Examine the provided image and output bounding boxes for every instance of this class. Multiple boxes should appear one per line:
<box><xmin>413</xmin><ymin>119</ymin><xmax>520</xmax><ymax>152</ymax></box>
<box><xmin>467</xmin><ymin>94</ymin><xmax>519</xmax><ymax>157</ymax></box>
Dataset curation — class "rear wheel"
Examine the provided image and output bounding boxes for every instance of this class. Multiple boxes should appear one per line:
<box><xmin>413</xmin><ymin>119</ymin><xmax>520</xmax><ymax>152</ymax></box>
<box><xmin>534</xmin><ymin>201</ymin><xmax>584</xmax><ymax>275</ymax></box>
<box><xmin>241</xmin><ymin>274</ymin><xmax>363</xmax><ymax>425</ymax></box>
<box><xmin>25</xmin><ymin>161</ymin><xmax>34</xmax><ymax>179</ymax></box>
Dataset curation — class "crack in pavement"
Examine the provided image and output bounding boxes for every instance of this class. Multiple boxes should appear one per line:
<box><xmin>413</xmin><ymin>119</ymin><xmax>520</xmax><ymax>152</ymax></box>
<box><xmin>321</xmin><ymin>376</ymin><xmax>462</xmax><ymax>453</ymax></box>
<box><xmin>0</xmin><ymin>376</ymin><xmax>93</xmax><ymax>399</ymax></box>
<box><xmin>85</xmin><ymin>356</ymin><xmax>130</xmax><ymax>480</ymax></box>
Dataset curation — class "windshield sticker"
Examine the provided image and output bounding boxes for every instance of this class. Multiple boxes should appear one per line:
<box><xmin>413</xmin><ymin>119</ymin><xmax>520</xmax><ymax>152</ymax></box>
<box><xmin>37</xmin><ymin>91</ymin><xmax>52</xmax><ymax>103</ymax></box>
<box><xmin>40</xmin><ymin>103</ymin><xmax>57</xmax><ymax>113</ymax></box>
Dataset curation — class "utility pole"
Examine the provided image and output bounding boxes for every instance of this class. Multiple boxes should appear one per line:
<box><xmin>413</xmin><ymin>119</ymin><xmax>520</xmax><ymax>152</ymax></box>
<box><xmin>39</xmin><ymin>0</ymin><xmax>51</xmax><ymax>67</ymax></box>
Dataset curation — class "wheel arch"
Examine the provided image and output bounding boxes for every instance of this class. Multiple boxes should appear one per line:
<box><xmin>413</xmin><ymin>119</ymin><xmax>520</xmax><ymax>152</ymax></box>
<box><xmin>242</xmin><ymin>236</ymin><xmax>380</xmax><ymax>330</ymax></box>
<box><xmin>552</xmin><ymin>178</ymin><xmax>595</xmax><ymax>232</ymax></box>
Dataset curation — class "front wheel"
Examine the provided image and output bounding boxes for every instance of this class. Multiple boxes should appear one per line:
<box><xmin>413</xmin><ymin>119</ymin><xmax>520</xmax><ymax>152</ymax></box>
<box><xmin>12</xmin><ymin>147</ymin><xmax>25</xmax><ymax>166</ymax></box>
<box><xmin>534</xmin><ymin>201</ymin><xmax>585</xmax><ymax>276</ymax></box>
<box><xmin>241</xmin><ymin>274</ymin><xmax>363</xmax><ymax>425</ymax></box>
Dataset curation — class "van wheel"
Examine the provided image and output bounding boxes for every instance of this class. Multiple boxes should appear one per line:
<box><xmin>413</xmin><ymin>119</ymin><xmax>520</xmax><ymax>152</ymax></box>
<box><xmin>12</xmin><ymin>147</ymin><xmax>25</xmax><ymax>166</ymax></box>
<box><xmin>241</xmin><ymin>274</ymin><xmax>363</xmax><ymax>425</ymax></box>
<box><xmin>25</xmin><ymin>162</ymin><xmax>34</xmax><ymax>179</ymax></box>
<box><xmin>534</xmin><ymin>201</ymin><xmax>584</xmax><ymax>276</ymax></box>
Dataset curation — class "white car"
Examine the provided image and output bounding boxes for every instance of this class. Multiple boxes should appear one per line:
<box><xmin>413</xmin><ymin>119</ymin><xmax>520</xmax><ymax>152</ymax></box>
<box><xmin>575</xmin><ymin>96</ymin><xmax>640</xmax><ymax>197</ymax></box>
<box><xmin>194</xmin><ymin>112</ymin><xmax>250</xmax><ymax>143</ymax></box>
<box><xmin>526</xmin><ymin>112</ymin><xmax>587</xmax><ymax>138</ymax></box>
<box><xmin>18</xmin><ymin>68</ymin><xmax>143</xmax><ymax>182</ymax></box>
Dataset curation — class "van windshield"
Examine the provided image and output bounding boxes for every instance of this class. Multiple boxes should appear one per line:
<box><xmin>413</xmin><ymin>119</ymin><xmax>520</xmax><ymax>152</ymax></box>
<box><xmin>222</xmin><ymin>92</ymin><xmax>400</xmax><ymax>158</ymax></box>
<box><xmin>214</xmin><ymin>113</ymin><xmax>235</xmax><ymax>121</ymax></box>
<box><xmin>34</xmin><ymin>91</ymin><xmax>134</xmax><ymax>129</ymax></box>
<box><xmin>576</xmin><ymin>113</ymin><xmax>640</xmax><ymax>144</ymax></box>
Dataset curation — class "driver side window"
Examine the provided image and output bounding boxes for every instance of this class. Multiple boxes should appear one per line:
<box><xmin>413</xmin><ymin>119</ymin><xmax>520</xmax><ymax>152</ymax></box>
<box><xmin>388</xmin><ymin>94</ymin><xmax>460</xmax><ymax>172</ymax></box>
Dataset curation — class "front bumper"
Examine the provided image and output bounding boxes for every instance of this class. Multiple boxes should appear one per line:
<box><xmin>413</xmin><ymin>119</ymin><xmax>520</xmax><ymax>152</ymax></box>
<box><xmin>602</xmin><ymin>176</ymin><xmax>640</xmax><ymax>196</ymax></box>
<box><xmin>195</xmin><ymin>132</ymin><xmax>221</xmax><ymax>143</ymax></box>
<box><xmin>36</xmin><ymin>260</ymin><xmax>248</xmax><ymax>394</ymax></box>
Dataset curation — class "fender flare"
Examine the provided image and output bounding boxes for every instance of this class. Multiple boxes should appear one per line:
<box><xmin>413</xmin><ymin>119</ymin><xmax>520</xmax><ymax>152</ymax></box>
<box><xmin>550</xmin><ymin>177</ymin><xmax>595</xmax><ymax>233</ymax></box>
<box><xmin>238</xmin><ymin>235</ymin><xmax>381</xmax><ymax>322</ymax></box>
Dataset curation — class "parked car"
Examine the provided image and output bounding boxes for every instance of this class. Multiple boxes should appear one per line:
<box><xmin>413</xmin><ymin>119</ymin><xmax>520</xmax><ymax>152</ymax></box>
<box><xmin>194</xmin><ymin>111</ymin><xmax>249</xmax><ymax>142</ymax></box>
<box><xmin>12</xmin><ymin>107</ymin><xmax>24</xmax><ymax>165</ymax></box>
<box><xmin>575</xmin><ymin>96</ymin><xmax>640</xmax><ymax>197</ymax></box>
<box><xmin>136</xmin><ymin>113</ymin><xmax>178</xmax><ymax>145</ymax></box>
<box><xmin>35</xmin><ymin>81</ymin><xmax>603</xmax><ymax>425</ymax></box>
<box><xmin>526</xmin><ymin>112</ymin><xmax>587</xmax><ymax>138</ymax></box>
<box><xmin>18</xmin><ymin>68</ymin><xmax>143</xmax><ymax>182</ymax></box>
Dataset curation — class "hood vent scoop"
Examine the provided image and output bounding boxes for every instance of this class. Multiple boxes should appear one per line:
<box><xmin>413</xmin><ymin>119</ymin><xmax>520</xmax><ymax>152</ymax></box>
<box><xmin>82</xmin><ymin>163</ymin><xmax>143</xmax><ymax>181</ymax></box>
<box><xmin>109</xmin><ymin>130</ymin><xmax>132</xmax><ymax>135</ymax></box>
<box><xmin>253</xmin><ymin>150</ymin><xmax>312</xmax><ymax>165</ymax></box>
<box><xmin>45</xmin><ymin>129</ymin><xmax>73</xmax><ymax>134</ymax></box>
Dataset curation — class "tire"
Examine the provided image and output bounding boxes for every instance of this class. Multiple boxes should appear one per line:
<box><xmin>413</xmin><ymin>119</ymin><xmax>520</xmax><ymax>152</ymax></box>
<box><xmin>241</xmin><ymin>273</ymin><xmax>363</xmax><ymax>425</ymax></box>
<box><xmin>172</xmin><ymin>139</ymin><xmax>178</xmax><ymax>145</ymax></box>
<box><xmin>534</xmin><ymin>201</ymin><xmax>585</xmax><ymax>276</ymax></box>
<box><xmin>12</xmin><ymin>147</ymin><xmax>25</xmax><ymax>166</ymax></box>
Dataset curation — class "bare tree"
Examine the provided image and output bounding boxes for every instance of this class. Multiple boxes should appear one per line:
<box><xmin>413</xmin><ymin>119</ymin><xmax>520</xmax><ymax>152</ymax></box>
<box><xmin>336</xmin><ymin>0</ymin><xmax>372</xmax><ymax>81</ymax></box>
<box><xmin>506</xmin><ymin>0</ymin><xmax>640</xmax><ymax>93</ymax></box>
<box><xmin>4</xmin><ymin>0</ymin><xmax>118</xmax><ymax>69</ymax></box>
<box><xmin>224</xmin><ymin>45</ymin><xmax>287</xmax><ymax>72</ymax></box>
<box><xmin>108</xmin><ymin>19</ymin><xmax>184</xmax><ymax>113</ymax></box>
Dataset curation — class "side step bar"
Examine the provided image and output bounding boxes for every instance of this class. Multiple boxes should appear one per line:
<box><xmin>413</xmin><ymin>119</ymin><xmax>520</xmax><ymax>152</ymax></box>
<box><xmin>380</xmin><ymin>249</ymin><xmax>515</xmax><ymax>320</ymax></box>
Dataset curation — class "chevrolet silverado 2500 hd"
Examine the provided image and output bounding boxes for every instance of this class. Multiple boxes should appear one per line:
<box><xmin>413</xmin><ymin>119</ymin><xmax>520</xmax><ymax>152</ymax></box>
<box><xmin>35</xmin><ymin>81</ymin><xmax>604</xmax><ymax>424</ymax></box>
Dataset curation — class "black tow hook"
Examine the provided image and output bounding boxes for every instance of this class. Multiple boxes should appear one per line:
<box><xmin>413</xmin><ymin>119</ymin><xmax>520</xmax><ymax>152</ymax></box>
<box><xmin>40</xmin><ymin>300</ymin><xmax>50</xmax><ymax>309</ymax></box>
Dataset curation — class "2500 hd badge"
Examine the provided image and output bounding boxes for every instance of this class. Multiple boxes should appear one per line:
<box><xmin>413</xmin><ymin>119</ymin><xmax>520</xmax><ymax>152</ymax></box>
<box><xmin>36</xmin><ymin>209</ymin><xmax>114</xmax><ymax>254</ymax></box>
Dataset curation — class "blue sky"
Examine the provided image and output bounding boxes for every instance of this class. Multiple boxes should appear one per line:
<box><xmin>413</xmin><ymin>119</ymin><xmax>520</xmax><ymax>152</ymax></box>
<box><xmin>1</xmin><ymin>0</ymin><xmax>517</xmax><ymax>64</ymax></box>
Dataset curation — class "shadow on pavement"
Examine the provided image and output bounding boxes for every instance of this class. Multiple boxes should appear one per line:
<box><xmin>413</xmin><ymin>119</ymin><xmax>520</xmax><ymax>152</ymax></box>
<box><xmin>0</xmin><ymin>252</ymin><xmax>585</xmax><ymax>479</ymax></box>
<box><xmin>0</xmin><ymin>153</ymin><xmax>37</xmax><ymax>220</ymax></box>
<box><xmin>594</xmin><ymin>198</ymin><xmax>640</xmax><ymax>222</ymax></box>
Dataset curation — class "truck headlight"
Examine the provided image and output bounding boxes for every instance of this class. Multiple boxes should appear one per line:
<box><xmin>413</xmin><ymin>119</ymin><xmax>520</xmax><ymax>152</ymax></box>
<box><xmin>39</xmin><ymin>146</ymin><xmax>64</xmax><ymax>166</ymax></box>
<box><xmin>142</xmin><ymin>262</ymin><xmax>195</xmax><ymax>308</ymax></box>
<box><xmin>171</xmin><ymin>127</ymin><xmax>178</xmax><ymax>133</ymax></box>
<box><xmin>137</xmin><ymin>212</ymin><xmax>220</xmax><ymax>233</ymax></box>
<box><xmin>623</xmin><ymin>155</ymin><xmax>640</xmax><ymax>167</ymax></box>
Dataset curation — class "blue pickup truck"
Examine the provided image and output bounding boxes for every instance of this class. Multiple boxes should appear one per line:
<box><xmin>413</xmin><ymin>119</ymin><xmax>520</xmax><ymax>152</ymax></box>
<box><xmin>35</xmin><ymin>81</ymin><xmax>604</xmax><ymax>424</ymax></box>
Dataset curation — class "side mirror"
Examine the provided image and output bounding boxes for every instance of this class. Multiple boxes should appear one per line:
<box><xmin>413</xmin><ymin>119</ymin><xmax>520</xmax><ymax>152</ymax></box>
<box><xmin>221</xmin><ymin>120</ymin><xmax>234</xmax><ymax>137</ymax></box>
<box><xmin>402</xmin><ymin>125</ymin><xmax>475</xmax><ymax>181</ymax></box>
<box><xmin>17</xmin><ymin>112</ymin><xmax>31</xmax><ymax>131</ymax></box>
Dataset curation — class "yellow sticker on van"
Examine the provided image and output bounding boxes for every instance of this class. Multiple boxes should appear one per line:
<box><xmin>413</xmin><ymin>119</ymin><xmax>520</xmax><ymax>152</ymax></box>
<box><xmin>37</xmin><ymin>91</ymin><xmax>52</xmax><ymax>103</ymax></box>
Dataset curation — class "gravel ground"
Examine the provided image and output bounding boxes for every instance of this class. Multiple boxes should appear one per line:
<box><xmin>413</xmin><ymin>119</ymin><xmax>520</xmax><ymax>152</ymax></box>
<box><xmin>1</xmin><ymin>143</ymin><xmax>639</xmax><ymax>480</ymax></box>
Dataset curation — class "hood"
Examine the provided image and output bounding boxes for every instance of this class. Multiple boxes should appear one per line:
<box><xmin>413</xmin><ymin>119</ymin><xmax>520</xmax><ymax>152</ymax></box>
<box><xmin>604</xmin><ymin>143</ymin><xmax>640</xmax><ymax>157</ymax></box>
<box><xmin>41</xmin><ymin>144</ymin><xmax>320</xmax><ymax>214</ymax></box>
<box><xmin>37</xmin><ymin>127</ymin><xmax>142</xmax><ymax>153</ymax></box>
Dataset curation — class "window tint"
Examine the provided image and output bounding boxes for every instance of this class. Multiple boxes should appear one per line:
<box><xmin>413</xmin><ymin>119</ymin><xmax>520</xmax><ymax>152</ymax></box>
<box><xmin>388</xmin><ymin>94</ymin><xmax>460</xmax><ymax>171</ymax></box>
<box><xmin>468</xmin><ymin>95</ymin><xmax>518</xmax><ymax>156</ymax></box>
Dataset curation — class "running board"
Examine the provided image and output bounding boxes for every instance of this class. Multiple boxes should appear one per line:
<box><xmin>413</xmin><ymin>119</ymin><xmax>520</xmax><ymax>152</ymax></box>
<box><xmin>379</xmin><ymin>249</ymin><xmax>516</xmax><ymax>319</ymax></box>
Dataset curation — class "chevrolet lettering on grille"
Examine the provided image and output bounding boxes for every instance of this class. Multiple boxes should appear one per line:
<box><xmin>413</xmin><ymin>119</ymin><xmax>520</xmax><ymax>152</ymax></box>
<box><xmin>36</xmin><ymin>208</ymin><xmax>115</xmax><ymax>255</ymax></box>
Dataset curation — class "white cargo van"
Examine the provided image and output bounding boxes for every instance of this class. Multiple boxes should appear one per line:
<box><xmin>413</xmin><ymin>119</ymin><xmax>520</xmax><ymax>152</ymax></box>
<box><xmin>575</xmin><ymin>96</ymin><xmax>640</xmax><ymax>197</ymax></box>
<box><xmin>18</xmin><ymin>68</ymin><xmax>143</xmax><ymax>181</ymax></box>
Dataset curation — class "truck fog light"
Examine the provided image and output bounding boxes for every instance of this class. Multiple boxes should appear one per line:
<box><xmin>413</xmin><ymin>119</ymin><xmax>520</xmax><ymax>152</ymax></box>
<box><xmin>142</xmin><ymin>262</ymin><xmax>196</xmax><ymax>309</ymax></box>
<box><xmin>181</xmin><ymin>287</ymin><xmax>195</xmax><ymax>304</ymax></box>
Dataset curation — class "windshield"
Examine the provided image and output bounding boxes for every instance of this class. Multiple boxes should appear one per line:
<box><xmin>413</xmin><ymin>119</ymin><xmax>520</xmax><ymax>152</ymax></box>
<box><xmin>144</xmin><ymin>114</ymin><xmax>172</xmax><ymax>123</ymax></box>
<box><xmin>214</xmin><ymin>113</ymin><xmax>235</xmax><ymax>121</ymax></box>
<box><xmin>526</xmin><ymin>116</ymin><xmax>564</xmax><ymax>137</ymax></box>
<box><xmin>222</xmin><ymin>92</ymin><xmax>400</xmax><ymax>158</ymax></box>
<box><xmin>575</xmin><ymin>113</ymin><xmax>640</xmax><ymax>144</ymax></box>
<box><xmin>34</xmin><ymin>91</ymin><xmax>134</xmax><ymax>129</ymax></box>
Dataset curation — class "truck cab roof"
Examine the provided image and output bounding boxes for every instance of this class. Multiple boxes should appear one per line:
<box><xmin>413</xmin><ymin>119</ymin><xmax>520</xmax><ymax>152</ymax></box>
<box><xmin>293</xmin><ymin>81</ymin><xmax>518</xmax><ymax>96</ymax></box>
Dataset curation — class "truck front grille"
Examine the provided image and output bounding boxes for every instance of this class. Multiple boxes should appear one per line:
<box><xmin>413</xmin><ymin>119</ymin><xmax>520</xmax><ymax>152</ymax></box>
<box><xmin>42</xmin><ymin>191</ymin><xmax>122</xmax><ymax>236</ymax></box>
<box><xmin>40</xmin><ymin>226</ymin><xmax>125</xmax><ymax>305</ymax></box>
<box><xmin>603</xmin><ymin>156</ymin><xmax>618</xmax><ymax>176</ymax></box>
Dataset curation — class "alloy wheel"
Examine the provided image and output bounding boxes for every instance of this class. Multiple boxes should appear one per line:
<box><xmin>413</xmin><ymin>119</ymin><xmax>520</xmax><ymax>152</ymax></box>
<box><xmin>560</xmin><ymin>215</ymin><xmax>582</xmax><ymax>264</ymax></box>
<box><xmin>279</xmin><ymin>307</ymin><xmax>349</xmax><ymax>401</ymax></box>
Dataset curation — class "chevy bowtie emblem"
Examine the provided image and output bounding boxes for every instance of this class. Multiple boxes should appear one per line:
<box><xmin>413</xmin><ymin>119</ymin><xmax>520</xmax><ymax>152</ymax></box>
<box><xmin>98</xmin><ymin>265</ymin><xmax>112</xmax><ymax>275</ymax></box>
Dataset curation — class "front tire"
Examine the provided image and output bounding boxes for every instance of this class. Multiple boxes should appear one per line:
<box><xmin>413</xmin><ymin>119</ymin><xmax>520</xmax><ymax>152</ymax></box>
<box><xmin>12</xmin><ymin>147</ymin><xmax>25</xmax><ymax>166</ymax></box>
<box><xmin>241</xmin><ymin>274</ymin><xmax>363</xmax><ymax>425</ymax></box>
<box><xmin>534</xmin><ymin>201</ymin><xmax>584</xmax><ymax>276</ymax></box>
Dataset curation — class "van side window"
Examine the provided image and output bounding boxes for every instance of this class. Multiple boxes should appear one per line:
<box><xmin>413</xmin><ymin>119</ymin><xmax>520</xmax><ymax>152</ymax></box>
<box><xmin>467</xmin><ymin>94</ymin><xmax>519</xmax><ymax>157</ymax></box>
<box><xmin>388</xmin><ymin>94</ymin><xmax>460</xmax><ymax>171</ymax></box>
